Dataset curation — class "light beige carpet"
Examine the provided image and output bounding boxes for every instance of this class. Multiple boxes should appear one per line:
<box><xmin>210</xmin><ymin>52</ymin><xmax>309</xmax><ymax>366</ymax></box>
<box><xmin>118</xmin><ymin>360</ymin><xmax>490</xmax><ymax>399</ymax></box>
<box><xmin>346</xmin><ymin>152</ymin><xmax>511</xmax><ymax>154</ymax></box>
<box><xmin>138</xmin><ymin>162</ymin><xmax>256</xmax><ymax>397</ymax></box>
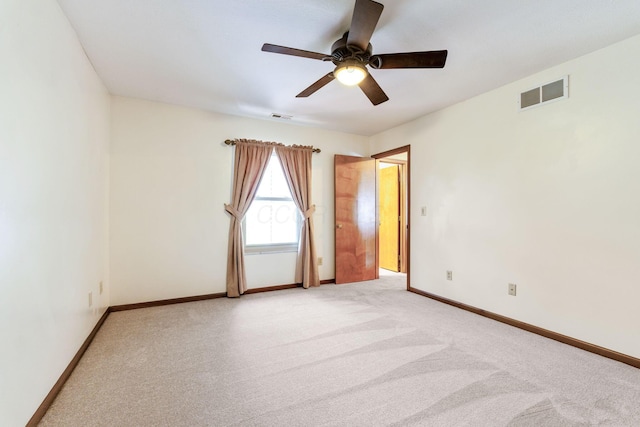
<box><xmin>40</xmin><ymin>273</ymin><xmax>640</xmax><ymax>426</ymax></box>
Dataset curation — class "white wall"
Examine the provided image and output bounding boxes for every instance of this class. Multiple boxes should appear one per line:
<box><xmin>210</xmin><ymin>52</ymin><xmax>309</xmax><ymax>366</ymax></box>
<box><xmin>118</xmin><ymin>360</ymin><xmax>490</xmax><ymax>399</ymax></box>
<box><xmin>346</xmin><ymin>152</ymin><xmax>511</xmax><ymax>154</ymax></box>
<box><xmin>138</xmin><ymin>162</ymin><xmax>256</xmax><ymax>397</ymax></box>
<box><xmin>110</xmin><ymin>97</ymin><xmax>368</xmax><ymax>305</ymax></box>
<box><xmin>370</xmin><ymin>34</ymin><xmax>640</xmax><ymax>358</ymax></box>
<box><xmin>0</xmin><ymin>0</ymin><xmax>110</xmax><ymax>425</ymax></box>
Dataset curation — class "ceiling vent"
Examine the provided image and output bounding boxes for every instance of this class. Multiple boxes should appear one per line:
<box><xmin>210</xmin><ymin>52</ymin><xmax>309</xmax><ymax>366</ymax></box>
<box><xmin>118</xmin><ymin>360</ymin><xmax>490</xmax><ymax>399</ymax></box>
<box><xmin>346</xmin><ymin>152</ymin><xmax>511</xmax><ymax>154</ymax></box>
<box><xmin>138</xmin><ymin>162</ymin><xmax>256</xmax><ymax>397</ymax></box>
<box><xmin>519</xmin><ymin>76</ymin><xmax>569</xmax><ymax>111</ymax></box>
<box><xmin>270</xmin><ymin>113</ymin><xmax>293</xmax><ymax>120</ymax></box>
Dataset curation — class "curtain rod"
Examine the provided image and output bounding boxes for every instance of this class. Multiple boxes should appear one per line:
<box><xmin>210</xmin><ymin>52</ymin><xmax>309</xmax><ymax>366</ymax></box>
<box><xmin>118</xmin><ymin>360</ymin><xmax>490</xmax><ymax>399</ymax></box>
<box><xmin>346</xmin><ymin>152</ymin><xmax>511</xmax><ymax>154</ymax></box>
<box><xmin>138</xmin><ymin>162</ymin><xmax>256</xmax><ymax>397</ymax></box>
<box><xmin>224</xmin><ymin>139</ymin><xmax>321</xmax><ymax>153</ymax></box>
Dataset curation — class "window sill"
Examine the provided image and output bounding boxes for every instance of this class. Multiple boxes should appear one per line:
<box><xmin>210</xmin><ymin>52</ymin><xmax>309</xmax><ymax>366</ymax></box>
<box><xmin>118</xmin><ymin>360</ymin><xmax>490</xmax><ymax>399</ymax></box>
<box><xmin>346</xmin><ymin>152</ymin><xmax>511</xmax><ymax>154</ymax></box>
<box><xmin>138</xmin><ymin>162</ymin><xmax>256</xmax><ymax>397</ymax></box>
<box><xmin>245</xmin><ymin>245</ymin><xmax>298</xmax><ymax>255</ymax></box>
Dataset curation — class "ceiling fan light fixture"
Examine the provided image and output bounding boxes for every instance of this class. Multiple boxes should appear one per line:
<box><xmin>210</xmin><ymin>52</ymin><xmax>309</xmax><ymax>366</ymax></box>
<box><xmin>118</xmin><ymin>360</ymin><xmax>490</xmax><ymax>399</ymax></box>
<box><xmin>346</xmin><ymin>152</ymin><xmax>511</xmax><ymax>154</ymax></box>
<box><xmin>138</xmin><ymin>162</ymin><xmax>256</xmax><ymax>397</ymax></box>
<box><xmin>334</xmin><ymin>60</ymin><xmax>367</xmax><ymax>86</ymax></box>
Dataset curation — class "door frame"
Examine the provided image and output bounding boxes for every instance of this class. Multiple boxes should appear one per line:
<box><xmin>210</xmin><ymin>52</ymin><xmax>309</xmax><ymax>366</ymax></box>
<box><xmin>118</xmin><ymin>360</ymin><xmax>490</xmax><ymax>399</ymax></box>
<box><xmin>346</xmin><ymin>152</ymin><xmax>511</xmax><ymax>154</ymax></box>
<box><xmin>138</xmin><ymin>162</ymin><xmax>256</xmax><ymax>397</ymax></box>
<box><xmin>372</xmin><ymin>145</ymin><xmax>410</xmax><ymax>290</ymax></box>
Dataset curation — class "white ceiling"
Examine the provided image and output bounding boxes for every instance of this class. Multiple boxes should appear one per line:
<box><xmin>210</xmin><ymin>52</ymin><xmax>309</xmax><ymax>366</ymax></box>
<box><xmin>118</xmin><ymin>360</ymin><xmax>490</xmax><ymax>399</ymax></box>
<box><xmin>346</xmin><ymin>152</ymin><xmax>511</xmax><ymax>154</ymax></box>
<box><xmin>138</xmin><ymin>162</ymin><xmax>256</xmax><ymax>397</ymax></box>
<box><xmin>56</xmin><ymin>0</ymin><xmax>640</xmax><ymax>136</ymax></box>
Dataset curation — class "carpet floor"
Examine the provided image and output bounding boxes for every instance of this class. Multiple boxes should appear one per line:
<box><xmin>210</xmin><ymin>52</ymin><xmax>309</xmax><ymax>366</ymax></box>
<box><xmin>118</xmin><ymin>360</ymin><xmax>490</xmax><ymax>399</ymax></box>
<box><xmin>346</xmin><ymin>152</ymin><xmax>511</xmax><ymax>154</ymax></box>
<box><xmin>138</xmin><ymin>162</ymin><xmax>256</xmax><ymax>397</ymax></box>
<box><xmin>40</xmin><ymin>273</ymin><xmax>640</xmax><ymax>426</ymax></box>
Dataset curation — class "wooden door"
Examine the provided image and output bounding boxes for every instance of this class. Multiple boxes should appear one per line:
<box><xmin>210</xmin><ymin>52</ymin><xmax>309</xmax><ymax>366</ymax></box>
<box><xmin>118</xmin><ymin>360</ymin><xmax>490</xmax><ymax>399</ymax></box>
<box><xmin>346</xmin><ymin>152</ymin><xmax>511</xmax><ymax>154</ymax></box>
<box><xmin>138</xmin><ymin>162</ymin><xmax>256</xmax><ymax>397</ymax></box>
<box><xmin>334</xmin><ymin>155</ymin><xmax>377</xmax><ymax>284</ymax></box>
<box><xmin>379</xmin><ymin>164</ymin><xmax>400</xmax><ymax>272</ymax></box>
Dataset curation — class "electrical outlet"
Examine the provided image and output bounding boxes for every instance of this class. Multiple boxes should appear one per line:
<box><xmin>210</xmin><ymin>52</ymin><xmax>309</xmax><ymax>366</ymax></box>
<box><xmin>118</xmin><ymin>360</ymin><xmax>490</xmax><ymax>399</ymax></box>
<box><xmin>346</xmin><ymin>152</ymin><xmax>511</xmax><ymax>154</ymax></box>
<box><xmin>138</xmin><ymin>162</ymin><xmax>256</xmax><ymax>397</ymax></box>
<box><xmin>88</xmin><ymin>292</ymin><xmax>93</xmax><ymax>307</ymax></box>
<box><xmin>508</xmin><ymin>283</ymin><xmax>517</xmax><ymax>296</ymax></box>
<box><xmin>99</xmin><ymin>281</ymin><xmax>103</xmax><ymax>295</ymax></box>
<box><xmin>317</xmin><ymin>257</ymin><xmax>323</xmax><ymax>266</ymax></box>
<box><xmin>446</xmin><ymin>271</ymin><xmax>453</xmax><ymax>281</ymax></box>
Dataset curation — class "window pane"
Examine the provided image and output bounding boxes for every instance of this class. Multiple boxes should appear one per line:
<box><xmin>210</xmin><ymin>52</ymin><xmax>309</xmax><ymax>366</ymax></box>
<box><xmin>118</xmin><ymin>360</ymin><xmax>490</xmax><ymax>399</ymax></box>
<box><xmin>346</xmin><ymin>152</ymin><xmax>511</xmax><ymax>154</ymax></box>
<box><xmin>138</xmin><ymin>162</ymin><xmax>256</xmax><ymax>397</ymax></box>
<box><xmin>246</xmin><ymin>154</ymin><xmax>300</xmax><ymax>251</ymax></box>
<box><xmin>256</xmin><ymin>155</ymin><xmax>291</xmax><ymax>199</ymax></box>
<box><xmin>245</xmin><ymin>200</ymin><xmax>299</xmax><ymax>245</ymax></box>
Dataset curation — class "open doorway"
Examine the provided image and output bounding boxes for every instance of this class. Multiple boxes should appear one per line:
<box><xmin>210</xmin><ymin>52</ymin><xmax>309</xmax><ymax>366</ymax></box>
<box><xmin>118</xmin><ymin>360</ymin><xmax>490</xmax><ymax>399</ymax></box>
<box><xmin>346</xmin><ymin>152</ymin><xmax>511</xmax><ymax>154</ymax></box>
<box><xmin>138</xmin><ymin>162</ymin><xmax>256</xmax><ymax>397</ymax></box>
<box><xmin>372</xmin><ymin>146</ymin><xmax>409</xmax><ymax>290</ymax></box>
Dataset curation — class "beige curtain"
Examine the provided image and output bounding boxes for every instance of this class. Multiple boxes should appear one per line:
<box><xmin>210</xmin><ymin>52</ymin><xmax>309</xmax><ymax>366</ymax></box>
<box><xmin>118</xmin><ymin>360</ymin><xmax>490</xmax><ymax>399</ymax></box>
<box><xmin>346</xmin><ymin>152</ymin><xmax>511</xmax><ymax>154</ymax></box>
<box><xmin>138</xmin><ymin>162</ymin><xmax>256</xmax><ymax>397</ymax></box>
<box><xmin>225</xmin><ymin>140</ymin><xmax>274</xmax><ymax>297</ymax></box>
<box><xmin>275</xmin><ymin>145</ymin><xmax>320</xmax><ymax>288</ymax></box>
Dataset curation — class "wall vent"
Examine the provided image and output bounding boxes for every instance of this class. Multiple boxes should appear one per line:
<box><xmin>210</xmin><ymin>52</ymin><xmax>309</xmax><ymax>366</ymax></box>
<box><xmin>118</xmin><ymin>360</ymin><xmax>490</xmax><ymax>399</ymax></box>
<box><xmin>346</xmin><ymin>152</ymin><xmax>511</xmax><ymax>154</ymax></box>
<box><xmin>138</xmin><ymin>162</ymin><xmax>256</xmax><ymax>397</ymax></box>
<box><xmin>519</xmin><ymin>76</ymin><xmax>569</xmax><ymax>111</ymax></box>
<box><xmin>270</xmin><ymin>113</ymin><xmax>293</xmax><ymax>120</ymax></box>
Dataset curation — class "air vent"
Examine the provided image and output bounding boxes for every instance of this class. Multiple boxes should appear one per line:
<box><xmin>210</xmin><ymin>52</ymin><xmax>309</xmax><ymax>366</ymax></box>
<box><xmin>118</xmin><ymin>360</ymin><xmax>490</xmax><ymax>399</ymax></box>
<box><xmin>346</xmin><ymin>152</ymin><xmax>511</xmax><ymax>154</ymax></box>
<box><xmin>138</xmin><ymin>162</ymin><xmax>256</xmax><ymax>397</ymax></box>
<box><xmin>270</xmin><ymin>113</ymin><xmax>293</xmax><ymax>120</ymax></box>
<box><xmin>519</xmin><ymin>76</ymin><xmax>568</xmax><ymax>111</ymax></box>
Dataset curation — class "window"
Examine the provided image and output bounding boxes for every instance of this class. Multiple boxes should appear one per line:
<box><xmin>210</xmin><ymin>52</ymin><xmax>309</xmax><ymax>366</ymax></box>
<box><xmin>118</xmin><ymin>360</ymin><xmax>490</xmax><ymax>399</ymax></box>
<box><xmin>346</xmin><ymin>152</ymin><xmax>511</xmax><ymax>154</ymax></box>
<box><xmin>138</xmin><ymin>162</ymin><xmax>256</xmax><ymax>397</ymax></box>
<box><xmin>244</xmin><ymin>153</ymin><xmax>300</xmax><ymax>253</ymax></box>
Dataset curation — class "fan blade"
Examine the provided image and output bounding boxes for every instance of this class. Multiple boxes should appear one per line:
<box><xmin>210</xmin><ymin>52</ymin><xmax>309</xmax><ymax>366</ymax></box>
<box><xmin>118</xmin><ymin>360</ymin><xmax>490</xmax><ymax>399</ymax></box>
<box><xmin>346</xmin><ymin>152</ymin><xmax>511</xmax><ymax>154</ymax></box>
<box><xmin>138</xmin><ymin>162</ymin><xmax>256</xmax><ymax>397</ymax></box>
<box><xmin>347</xmin><ymin>0</ymin><xmax>384</xmax><ymax>52</ymax></box>
<box><xmin>262</xmin><ymin>43</ymin><xmax>327</xmax><ymax>61</ymax></box>
<box><xmin>296</xmin><ymin>73</ymin><xmax>335</xmax><ymax>98</ymax></box>
<box><xmin>359</xmin><ymin>73</ymin><xmax>389</xmax><ymax>105</ymax></box>
<box><xmin>369</xmin><ymin>50</ymin><xmax>448</xmax><ymax>69</ymax></box>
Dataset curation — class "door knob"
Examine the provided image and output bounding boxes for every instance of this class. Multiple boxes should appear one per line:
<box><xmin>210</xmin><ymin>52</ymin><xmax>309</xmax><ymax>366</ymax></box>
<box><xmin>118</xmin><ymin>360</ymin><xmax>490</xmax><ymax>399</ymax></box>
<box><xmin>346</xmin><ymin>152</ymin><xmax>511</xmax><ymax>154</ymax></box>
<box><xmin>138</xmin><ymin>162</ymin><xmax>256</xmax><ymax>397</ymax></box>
<box><xmin>336</xmin><ymin>224</ymin><xmax>343</xmax><ymax>229</ymax></box>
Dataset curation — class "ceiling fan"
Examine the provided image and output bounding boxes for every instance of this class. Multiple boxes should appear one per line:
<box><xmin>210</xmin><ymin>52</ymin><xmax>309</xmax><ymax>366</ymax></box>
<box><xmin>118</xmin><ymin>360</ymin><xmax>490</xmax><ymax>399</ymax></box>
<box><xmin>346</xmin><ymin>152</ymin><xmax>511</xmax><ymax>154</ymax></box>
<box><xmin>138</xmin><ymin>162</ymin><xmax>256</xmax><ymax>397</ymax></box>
<box><xmin>262</xmin><ymin>0</ymin><xmax>448</xmax><ymax>106</ymax></box>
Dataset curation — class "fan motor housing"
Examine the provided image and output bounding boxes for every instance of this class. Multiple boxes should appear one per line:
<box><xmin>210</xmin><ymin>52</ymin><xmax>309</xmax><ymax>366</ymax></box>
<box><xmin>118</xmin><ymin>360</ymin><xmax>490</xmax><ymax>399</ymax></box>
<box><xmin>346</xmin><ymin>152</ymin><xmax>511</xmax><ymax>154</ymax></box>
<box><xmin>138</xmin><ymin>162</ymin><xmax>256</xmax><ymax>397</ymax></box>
<box><xmin>331</xmin><ymin>32</ymin><xmax>372</xmax><ymax>65</ymax></box>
